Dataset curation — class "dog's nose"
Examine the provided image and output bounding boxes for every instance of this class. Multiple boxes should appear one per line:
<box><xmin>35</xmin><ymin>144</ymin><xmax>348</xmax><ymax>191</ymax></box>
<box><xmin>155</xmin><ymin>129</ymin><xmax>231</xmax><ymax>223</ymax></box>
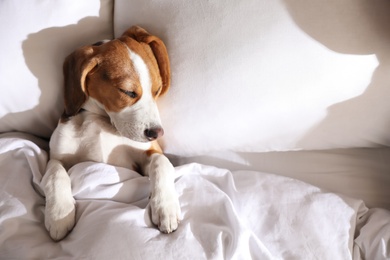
<box><xmin>144</xmin><ymin>127</ymin><xmax>164</xmax><ymax>141</ymax></box>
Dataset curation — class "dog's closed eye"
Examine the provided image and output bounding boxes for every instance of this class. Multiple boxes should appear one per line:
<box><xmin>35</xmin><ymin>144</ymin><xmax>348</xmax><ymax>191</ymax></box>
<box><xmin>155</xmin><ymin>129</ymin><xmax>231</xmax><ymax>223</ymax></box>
<box><xmin>119</xmin><ymin>89</ymin><xmax>138</xmax><ymax>98</ymax></box>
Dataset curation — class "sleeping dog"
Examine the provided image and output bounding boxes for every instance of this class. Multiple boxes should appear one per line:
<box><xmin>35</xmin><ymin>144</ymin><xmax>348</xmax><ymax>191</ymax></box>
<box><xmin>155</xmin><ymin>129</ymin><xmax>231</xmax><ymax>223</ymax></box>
<box><xmin>42</xmin><ymin>26</ymin><xmax>181</xmax><ymax>241</ymax></box>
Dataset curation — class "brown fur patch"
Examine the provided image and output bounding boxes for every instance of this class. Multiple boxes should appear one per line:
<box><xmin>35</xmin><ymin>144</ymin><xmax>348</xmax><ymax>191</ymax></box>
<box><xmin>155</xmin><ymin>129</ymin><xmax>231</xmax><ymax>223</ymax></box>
<box><xmin>119</xmin><ymin>36</ymin><xmax>163</xmax><ymax>99</ymax></box>
<box><xmin>121</xmin><ymin>26</ymin><xmax>171</xmax><ymax>96</ymax></box>
<box><xmin>86</xmin><ymin>40</ymin><xmax>143</xmax><ymax>112</ymax></box>
<box><xmin>146</xmin><ymin>141</ymin><xmax>163</xmax><ymax>157</ymax></box>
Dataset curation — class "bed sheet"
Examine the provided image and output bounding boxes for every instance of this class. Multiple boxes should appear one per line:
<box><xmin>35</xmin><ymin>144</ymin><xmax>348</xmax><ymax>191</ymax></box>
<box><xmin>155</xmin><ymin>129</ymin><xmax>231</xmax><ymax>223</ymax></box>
<box><xmin>171</xmin><ymin>148</ymin><xmax>390</xmax><ymax>210</ymax></box>
<box><xmin>0</xmin><ymin>133</ymin><xmax>388</xmax><ymax>259</ymax></box>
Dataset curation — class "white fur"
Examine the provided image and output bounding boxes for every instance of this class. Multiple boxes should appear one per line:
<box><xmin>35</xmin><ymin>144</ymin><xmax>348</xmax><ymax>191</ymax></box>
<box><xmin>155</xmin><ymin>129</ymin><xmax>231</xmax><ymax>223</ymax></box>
<box><xmin>42</xmin><ymin>46</ymin><xmax>180</xmax><ymax>241</ymax></box>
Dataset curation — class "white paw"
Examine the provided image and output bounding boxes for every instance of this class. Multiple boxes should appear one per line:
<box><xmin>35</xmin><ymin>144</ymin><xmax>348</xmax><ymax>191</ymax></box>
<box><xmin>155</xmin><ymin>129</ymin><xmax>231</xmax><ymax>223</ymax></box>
<box><xmin>45</xmin><ymin>197</ymin><xmax>76</xmax><ymax>241</ymax></box>
<box><xmin>150</xmin><ymin>191</ymin><xmax>181</xmax><ymax>233</ymax></box>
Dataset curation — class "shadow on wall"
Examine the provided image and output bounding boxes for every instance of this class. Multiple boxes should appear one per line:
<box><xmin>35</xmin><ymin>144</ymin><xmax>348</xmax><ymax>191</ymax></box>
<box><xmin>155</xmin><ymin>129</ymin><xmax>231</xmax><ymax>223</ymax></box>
<box><xmin>283</xmin><ymin>0</ymin><xmax>390</xmax><ymax>148</ymax></box>
<box><xmin>0</xmin><ymin>0</ymin><xmax>112</xmax><ymax>139</ymax></box>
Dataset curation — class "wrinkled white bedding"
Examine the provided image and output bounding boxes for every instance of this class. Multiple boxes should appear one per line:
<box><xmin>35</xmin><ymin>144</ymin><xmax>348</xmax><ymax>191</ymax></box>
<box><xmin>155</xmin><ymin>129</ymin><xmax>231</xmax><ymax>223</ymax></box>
<box><xmin>0</xmin><ymin>133</ymin><xmax>388</xmax><ymax>259</ymax></box>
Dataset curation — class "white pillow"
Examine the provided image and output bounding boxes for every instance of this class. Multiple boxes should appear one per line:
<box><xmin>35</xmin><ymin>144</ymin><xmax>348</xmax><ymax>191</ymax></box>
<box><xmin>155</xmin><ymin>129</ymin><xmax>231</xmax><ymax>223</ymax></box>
<box><xmin>114</xmin><ymin>0</ymin><xmax>390</xmax><ymax>156</ymax></box>
<box><xmin>0</xmin><ymin>0</ymin><xmax>113</xmax><ymax>139</ymax></box>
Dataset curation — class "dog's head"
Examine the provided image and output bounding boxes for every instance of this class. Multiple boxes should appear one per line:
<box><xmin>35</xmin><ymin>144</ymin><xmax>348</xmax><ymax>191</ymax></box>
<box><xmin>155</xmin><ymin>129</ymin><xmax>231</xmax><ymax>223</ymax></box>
<box><xmin>62</xmin><ymin>26</ymin><xmax>170</xmax><ymax>142</ymax></box>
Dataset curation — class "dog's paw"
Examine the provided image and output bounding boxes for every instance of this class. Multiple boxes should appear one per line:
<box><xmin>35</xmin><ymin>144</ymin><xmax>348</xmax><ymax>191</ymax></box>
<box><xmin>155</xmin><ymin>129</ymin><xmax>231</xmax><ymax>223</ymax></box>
<box><xmin>150</xmin><ymin>190</ymin><xmax>181</xmax><ymax>233</ymax></box>
<box><xmin>45</xmin><ymin>197</ymin><xmax>76</xmax><ymax>241</ymax></box>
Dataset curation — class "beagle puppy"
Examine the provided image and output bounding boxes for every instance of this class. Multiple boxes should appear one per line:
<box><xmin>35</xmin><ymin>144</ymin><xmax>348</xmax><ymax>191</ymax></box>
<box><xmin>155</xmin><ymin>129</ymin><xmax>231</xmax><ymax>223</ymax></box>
<box><xmin>42</xmin><ymin>26</ymin><xmax>181</xmax><ymax>241</ymax></box>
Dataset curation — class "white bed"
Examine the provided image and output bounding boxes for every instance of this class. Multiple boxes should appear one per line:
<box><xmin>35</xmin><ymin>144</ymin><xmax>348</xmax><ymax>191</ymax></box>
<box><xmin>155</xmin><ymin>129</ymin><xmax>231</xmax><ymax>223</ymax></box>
<box><xmin>1</xmin><ymin>0</ymin><xmax>390</xmax><ymax>259</ymax></box>
<box><xmin>1</xmin><ymin>132</ymin><xmax>389</xmax><ymax>259</ymax></box>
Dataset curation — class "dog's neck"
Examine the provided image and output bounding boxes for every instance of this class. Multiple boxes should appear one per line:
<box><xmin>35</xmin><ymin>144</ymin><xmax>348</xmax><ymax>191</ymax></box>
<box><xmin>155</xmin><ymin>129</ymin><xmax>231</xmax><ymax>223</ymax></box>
<box><xmin>82</xmin><ymin>98</ymin><xmax>108</xmax><ymax>117</ymax></box>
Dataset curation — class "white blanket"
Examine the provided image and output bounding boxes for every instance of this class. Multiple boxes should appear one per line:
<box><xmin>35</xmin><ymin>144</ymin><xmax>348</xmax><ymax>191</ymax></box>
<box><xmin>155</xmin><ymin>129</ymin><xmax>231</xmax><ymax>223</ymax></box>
<box><xmin>0</xmin><ymin>133</ymin><xmax>387</xmax><ymax>259</ymax></box>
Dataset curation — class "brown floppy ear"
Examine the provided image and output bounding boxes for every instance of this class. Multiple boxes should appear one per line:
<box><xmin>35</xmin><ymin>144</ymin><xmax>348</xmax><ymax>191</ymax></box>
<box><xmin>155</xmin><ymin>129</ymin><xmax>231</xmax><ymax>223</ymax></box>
<box><xmin>62</xmin><ymin>46</ymin><xmax>98</xmax><ymax>118</ymax></box>
<box><xmin>122</xmin><ymin>26</ymin><xmax>171</xmax><ymax>96</ymax></box>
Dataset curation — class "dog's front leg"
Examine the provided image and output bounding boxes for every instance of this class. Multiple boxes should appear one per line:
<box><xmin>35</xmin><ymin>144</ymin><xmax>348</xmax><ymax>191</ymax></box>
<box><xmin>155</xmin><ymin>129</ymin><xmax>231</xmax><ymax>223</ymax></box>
<box><xmin>41</xmin><ymin>159</ymin><xmax>76</xmax><ymax>241</ymax></box>
<box><xmin>145</xmin><ymin>153</ymin><xmax>181</xmax><ymax>233</ymax></box>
